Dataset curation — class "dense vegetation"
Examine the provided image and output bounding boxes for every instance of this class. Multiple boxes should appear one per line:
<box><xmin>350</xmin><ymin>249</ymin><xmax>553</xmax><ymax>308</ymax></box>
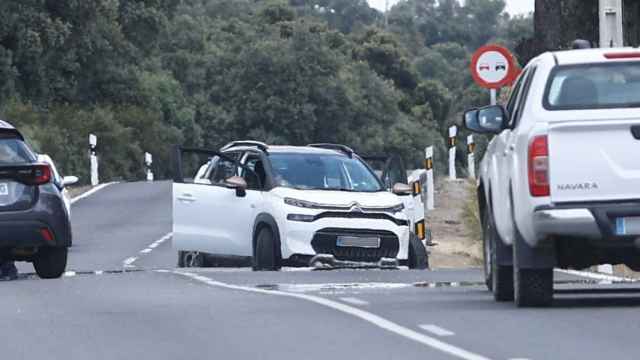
<box><xmin>0</xmin><ymin>0</ymin><xmax>531</xmax><ymax>182</ymax></box>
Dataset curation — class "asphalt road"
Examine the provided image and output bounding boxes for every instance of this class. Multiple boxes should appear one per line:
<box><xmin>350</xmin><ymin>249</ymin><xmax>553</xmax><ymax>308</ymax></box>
<box><xmin>5</xmin><ymin>181</ymin><xmax>640</xmax><ymax>360</ymax></box>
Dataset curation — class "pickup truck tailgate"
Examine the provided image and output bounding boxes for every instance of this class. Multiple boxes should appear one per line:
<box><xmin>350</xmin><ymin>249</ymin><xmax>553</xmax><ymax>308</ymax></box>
<box><xmin>548</xmin><ymin>120</ymin><xmax>640</xmax><ymax>203</ymax></box>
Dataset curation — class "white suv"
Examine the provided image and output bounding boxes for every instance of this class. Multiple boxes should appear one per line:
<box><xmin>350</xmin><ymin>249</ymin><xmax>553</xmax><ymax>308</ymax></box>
<box><xmin>465</xmin><ymin>48</ymin><xmax>640</xmax><ymax>307</ymax></box>
<box><xmin>172</xmin><ymin>141</ymin><xmax>428</xmax><ymax>270</ymax></box>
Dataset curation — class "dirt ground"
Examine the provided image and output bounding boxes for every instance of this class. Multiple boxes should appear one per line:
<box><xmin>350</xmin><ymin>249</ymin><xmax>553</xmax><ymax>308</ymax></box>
<box><xmin>426</xmin><ymin>179</ymin><xmax>483</xmax><ymax>269</ymax></box>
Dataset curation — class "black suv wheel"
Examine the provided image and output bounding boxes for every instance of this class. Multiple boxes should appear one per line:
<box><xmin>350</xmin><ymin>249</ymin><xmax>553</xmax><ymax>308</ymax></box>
<box><xmin>33</xmin><ymin>247</ymin><xmax>68</xmax><ymax>279</ymax></box>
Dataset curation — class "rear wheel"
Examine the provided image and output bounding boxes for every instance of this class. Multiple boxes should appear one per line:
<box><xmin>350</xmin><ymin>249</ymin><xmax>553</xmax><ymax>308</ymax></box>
<box><xmin>513</xmin><ymin>236</ymin><xmax>553</xmax><ymax>308</ymax></box>
<box><xmin>483</xmin><ymin>210</ymin><xmax>514</xmax><ymax>301</ymax></box>
<box><xmin>253</xmin><ymin>227</ymin><xmax>280</xmax><ymax>271</ymax></box>
<box><xmin>179</xmin><ymin>251</ymin><xmax>206</xmax><ymax>268</ymax></box>
<box><xmin>33</xmin><ymin>247</ymin><xmax>67</xmax><ymax>279</ymax></box>
<box><xmin>408</xmin><ymin>234</ymin><xmax>429</xmax><ymax>270</ymax></box>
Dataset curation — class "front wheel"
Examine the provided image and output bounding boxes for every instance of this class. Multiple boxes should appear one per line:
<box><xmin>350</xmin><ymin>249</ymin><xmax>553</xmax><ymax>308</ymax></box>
<box><xmin>33</xmin><ymin>247</ymin><xmax>68</xmax><ymax>279</ymax></box>
<box><xmin>253</xmin><ymin>227</ymin><xmax>281</xmax><ymax>271</ymax></box>
<box><xmin>408</xmin><ymin>234</ymin><xmax>429</xmax><ymax>270</ymax></box>
<box><xmin>483</xmin><ymin>210</ymin><xmax>513</xmax><ymax>301</ymax></box>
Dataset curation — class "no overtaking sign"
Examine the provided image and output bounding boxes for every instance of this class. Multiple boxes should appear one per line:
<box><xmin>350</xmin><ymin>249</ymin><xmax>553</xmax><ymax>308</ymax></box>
<box><xmin>470</xmin><ymin>44</ymin><xmax>518</xmax><ymax>89</ymax></box>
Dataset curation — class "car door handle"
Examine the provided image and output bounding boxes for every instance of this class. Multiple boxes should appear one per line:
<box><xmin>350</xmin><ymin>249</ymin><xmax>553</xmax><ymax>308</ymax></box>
<box><xmin>177</xmin><ymin>193</ymin><xmax>196</xmax><ymax>203</ymax></box>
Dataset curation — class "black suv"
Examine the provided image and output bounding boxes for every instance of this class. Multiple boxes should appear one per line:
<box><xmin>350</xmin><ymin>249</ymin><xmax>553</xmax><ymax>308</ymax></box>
<box><xmin>0</xmin><ymin>121</ymin><xmax>72</xmax><ymax>278</ymax></box>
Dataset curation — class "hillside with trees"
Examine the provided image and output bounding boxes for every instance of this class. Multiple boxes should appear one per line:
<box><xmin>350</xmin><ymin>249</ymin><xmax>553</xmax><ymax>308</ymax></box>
<box><xmin>0</xmin><ymin>0</ymin><xmax>532</xmax><ymax>182</ymax></box>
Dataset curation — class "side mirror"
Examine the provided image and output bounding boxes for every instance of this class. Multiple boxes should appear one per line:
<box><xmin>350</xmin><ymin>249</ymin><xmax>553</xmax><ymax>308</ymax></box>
<box><xmin>463</xmin><ymin>105</ymin><xmax>509</xmax><ymax>134</ymax></box>
<box><xmin>224</xmin><ymin>176</ymin><xmax>248</xmax><ymax>197</ymax></box>
<box><xmin>62</xmin><ymin>176</ymin><xmax>79</xmax><ymax>187</ymax></box>
<box><xmin>392</xmin><ymin>183</ymin><xmax>412</xmax><ymax>196</ymax></box>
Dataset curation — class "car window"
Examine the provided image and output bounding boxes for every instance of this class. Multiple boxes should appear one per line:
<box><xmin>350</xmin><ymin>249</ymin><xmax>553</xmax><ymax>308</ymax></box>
<box><xmin>0</xmin><ymin>138</ymin><xmax>36</xmax><ymax>165</ymax></box>
<box><xmin>269</xmin><ymin>153</ymin><xmax>383</xmax><ymax>192</ymax></box>
<box><xmin>242</xmin><ymin>155</ymin><xmax>265</xmax><ymax>190</ymax></box>
<box><xmin>511</xmin><ymin>66</ymin><xmax>537</xmax><ymax>128</ymax></box>
<box><xmin>545</xmin><ymin>62</ymin><xmax>640</xmax><ymax>110</ymax></box>
<box><xmin>505</xmin><ymin>71</ymin><xmax>526</xmax><ymax>118</ymax></box>
<box><xmin>208</xmin><ymin>155</ymin><xmax>238</xmax><ymax>185</ymax></box>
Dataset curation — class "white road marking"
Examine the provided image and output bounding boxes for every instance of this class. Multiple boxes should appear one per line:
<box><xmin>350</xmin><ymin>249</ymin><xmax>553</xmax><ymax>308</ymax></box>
<box><xmin>70</xmin><ymin>182</ymin><xmax>118</xmax><ymax>205</ymax></box>
<box><xmin>419</xmin><ymin>324</ymin><xmax>455</xmax><ymax>337</ymax></box>
<box><xmin>123</xmin><ymin>257</ymin><xmax>138</xmax><ymax>267</ymax></box>
<box><xmin>555</xmin><ymin>269</ymin><xmax>635</xmax><ymax>283</ymax></box>
<box><xmin>63</xmin><ymin>271</ymin><xmax>77</xmax><ymax>277</ymax></box>
<box><xmin>339</xmin><ymin>297</ymin><xmax>369</xmax><ymax>306</ymax></box>
<box><xmin>122</xmin><ymin>232</ymin><xmax>172</xmax><ymax>267</ymax></box>
<box><xmin>172</xmin><ymin>271</ymin><xmax>492</xmax><ymax>360</ymax></box>
<box><xmin>278</xmin><ymin>282</ymin><xmax>411</xmax><ymax>293</ymax></box>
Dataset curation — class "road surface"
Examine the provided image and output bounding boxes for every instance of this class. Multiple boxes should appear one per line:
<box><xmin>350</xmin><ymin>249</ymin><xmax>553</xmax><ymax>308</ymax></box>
<box><xmin>5</xmin><ymin>181</ymin><xmax>640</xmax><ymax>360</ymax></box>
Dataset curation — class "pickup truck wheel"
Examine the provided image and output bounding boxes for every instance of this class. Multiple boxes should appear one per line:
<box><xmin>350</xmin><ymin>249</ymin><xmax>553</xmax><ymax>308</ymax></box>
<box><xmin>33</xmin><ymin>247</ymin><xmax>68</xmax><ymax>279</ymax></box>
<box><xmin>484</xmin><ymin>211</ymin><xmax>514</xmax><ymax>301</ymax></box>
<box><xmin>408</xmin><ymin>233</ymin><xmax>429</xmax><ymax>270</ymax></box>
<box><xmin>514</xmin><ymin>267</ymin><xmax>553</xmax><ymax>307</ymax></box>
<box><xmin>513</xmin><ymin>236</ymin><xmax>553</xmax><ymax>307</ymax></box>
<box><xmin>253</xmin><ymin>227</ymin><xmax>281</xmax><ymax>271</ymax></box>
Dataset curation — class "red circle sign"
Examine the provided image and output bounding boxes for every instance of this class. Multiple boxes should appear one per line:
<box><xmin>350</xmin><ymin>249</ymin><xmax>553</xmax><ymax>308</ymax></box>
<box><xmin>470</xmin><ymin>44</ymin><xmax>518</xmax><ymax>89</ymax></box>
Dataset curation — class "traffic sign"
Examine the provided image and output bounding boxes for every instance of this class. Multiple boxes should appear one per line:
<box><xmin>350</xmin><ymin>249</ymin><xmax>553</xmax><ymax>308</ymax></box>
<box><xmin>470</xmin><ymin>44</ymin><xmax>518</xmax><ymax>89</ymax></box>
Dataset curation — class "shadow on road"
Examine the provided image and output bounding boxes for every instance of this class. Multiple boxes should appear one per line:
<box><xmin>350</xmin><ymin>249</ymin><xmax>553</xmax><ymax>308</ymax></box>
<box><xmin>553</xmin><ymin>288</ymin><xmax>640</xmax><ymax>308</ymax></box>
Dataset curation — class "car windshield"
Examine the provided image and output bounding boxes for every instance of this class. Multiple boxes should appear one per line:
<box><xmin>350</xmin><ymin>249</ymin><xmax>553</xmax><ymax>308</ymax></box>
<box><xmin>269</xmin><ymin>153</ymin><xmax>383</xmax><ymax>192</ymax></box>
<box><xmin>0</xmin><ymin>138</ymin><xmax>35</xmax><ymax>166</ymax></box>
<box><xmin>545</xmin><ymin>62</ymin><xmax>640</xmax><ymax>110</ymax></box>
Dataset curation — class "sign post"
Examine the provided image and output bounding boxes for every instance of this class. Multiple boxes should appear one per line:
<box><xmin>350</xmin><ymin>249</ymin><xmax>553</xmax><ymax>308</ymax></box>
<box><xmin>448</xmin><ymin>126</ymin><xmax>458</xmax><ymax>180</ymax></box>
<box><xmin>145</xmin><ymin>152</ymin><xmax>154</xmax><ymax>182</ymax></box>
<box><xmin>467</xmin><ymin>135</ymin><xmax>476</xmax><ymax>180</ymax></box>
<box><xmin>425</xmin><ymin>146</ymin><xmax>435</xmax><ymax>210</ymax></box>
<box><xmin>89</xmin><ymin>134</ymin><xmax>99</xmax><ymax>186</ymax></box>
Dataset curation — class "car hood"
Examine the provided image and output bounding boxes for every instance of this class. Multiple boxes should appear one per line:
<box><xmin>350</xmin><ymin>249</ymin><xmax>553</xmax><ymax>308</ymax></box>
<box><xmin>270</xmin><ymin>187</ymin><xmax>403</xmax><ymax>208</ymax></box>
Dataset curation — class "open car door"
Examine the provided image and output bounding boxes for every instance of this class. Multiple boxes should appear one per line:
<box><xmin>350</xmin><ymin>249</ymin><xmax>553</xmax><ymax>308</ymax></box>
<box><xmin>172</xmin><ymin>146</ymin><xmax>262</xmax><ymax>258</ymax></box>
<box><xmin>362</xmin><ymin>154</ymin><xmax>426</xmax><ymax>241</ymax></box>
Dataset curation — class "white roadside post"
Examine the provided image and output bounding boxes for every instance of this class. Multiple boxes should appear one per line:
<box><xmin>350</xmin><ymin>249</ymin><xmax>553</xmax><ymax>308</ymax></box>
<box><xmin>89</xmin><ymin>134</ymin><xmax>99</xmax><ymax>186</ymax></box>
<box><xmin>145</xmin><ymin>152</ymin><xmax>154</xmax><ymax>182</ymax></box>
<box><xmin>448</xmin><ymin>126</ymin><xmax>457</xmax><ymax>180</ymax></box>
<box><xmin>467</xmin><ymin>135</ymin><xmax>476</xmax><ymax>180</ymax></box>
<box><xmin>425</xmin><ymin>146</ymin><xmax>435</xmax><ymax>210</ymax></box>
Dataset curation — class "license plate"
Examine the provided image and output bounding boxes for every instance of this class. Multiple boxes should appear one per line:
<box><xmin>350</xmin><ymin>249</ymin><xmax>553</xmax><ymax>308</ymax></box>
<box><xmin>0</xmin><ymin>183</ymin><xmax>7</xmax><ymax>196</ymax></box>
<box><xmin>615</xmin><ymin>217</ymin><xmax>640</xmax><ymax>236</ymax></box>
<box><xmin>336</xmin><ymin>236</ymin><xmax>380</xmax><ymax>248</ymax></box>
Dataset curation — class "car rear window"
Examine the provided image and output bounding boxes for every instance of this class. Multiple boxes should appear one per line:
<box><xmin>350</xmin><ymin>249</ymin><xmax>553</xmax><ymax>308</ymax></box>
<box><xmin>544</xmin><ymin>62</ymin><xmax>640</xmax><ymax>110</ymax></box>
<box><xmin>0</xmin><ymin>137</ymin><xmax>36</xmax><ymax>165</ymax></box>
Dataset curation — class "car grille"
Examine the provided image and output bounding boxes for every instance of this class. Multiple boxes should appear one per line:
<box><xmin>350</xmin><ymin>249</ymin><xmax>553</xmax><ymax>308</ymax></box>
<box><xmin>311</xmin><ymin>228</ymin><xmax>399</xmax><ymax>262</ymax></box>
<box><xmin>314</xmin><ymin>212</ymin><xmax>409</xmax><ymax>226</ymax></box>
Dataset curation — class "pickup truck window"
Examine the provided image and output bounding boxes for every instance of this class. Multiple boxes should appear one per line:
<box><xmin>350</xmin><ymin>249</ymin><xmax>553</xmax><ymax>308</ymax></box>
<box><xmin>544</xmin><ymin>62</ymin><xmax>640</xmax><ymax>110</ymax></box>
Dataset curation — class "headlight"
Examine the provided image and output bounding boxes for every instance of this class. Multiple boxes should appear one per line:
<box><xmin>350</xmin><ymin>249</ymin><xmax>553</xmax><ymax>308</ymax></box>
<box><xmin>388</xmin><ymin>203</ymin><xmax>405</xmax><ymax>213</ymax></box>
<box><xmin>287</xmin><ymin>214</ymin><xmax>316</xmax><ymax>222</ymax></box>
<box><xmin>284</xmin><ymin>197</ymin><xmax>318</xmax><ymax>209</ymax></box>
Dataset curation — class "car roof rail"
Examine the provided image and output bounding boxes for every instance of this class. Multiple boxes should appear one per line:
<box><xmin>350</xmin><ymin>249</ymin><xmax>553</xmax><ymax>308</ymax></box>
<box><xmin>220</xmin><ymin>140</ymin><xmax>269</xmax><ymax>152</ymax></box>
<box><xmin>308</xmin><ymin>143</ymin><xmax>354</xmax><ymax>158</ymax></box>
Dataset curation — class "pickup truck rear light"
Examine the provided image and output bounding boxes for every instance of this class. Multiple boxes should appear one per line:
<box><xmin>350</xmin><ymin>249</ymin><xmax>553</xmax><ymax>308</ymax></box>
<box><xmin>604</xmin><ymin>52</ymin><xmax>640</xmax><ymax>59</ymax></box>
<box><xmin>528</xmin><ymin>135</ymin><xmax>550</xmax><ymax>197</ymax></box>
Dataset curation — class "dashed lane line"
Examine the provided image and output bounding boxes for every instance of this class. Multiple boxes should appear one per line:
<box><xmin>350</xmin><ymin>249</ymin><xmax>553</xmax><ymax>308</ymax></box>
<box><xmin>339</xmin><ymin>297</ymin><xmax>369</xmax><ymax>306</ymax></box>
<box><xmin>122</xmin><ymin>232</ymin><xmax>172</xmax><ymax>268</ymax></box>
<box><xmin>70</xmin><ymin>182</ymin><xmax>118</xmax><ymax>205</ymax></box>
<box><xmin>555</xmin><ymin>269</ymin><xmax>636</xmax><ymax>284</ymax></box>
<box><xmin>419</xmin><ymin>324</ymin><xmax>455</xmax><ymax>337</ymax></box>
<box><xmin>172</xmin><ymin>270</ymin><xmax>493</xmax><ymax>360</ymax></box>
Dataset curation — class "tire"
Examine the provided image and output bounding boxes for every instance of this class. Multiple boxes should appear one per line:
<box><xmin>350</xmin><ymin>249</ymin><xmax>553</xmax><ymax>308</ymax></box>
<box><xmin>513</xmin><ymin>238</ymin><xmax>553</xmax><ymax>308</ymax></box>
<box><xmin>483</xmin><ymin>210</ymin><xmax>514</xmax><ymax>301</ymax></box>
<box><xmin>408</xmin><ymin>233</ymin><xmax>429</xmax><ymax>270</ymax></box>
<box><xmin>180</xmin><ymin>251</ymin><xmax>205</xmax><ymax>268</ymax></box>
<box><xmin>253</xmin><ymin>227</ymin><xmax>280</xmax><ymax>271</ymax></box>
<box><xmin>33</xmin><ymin>247</ymin><xmax>68</xmax><ymax>279</ymax></box>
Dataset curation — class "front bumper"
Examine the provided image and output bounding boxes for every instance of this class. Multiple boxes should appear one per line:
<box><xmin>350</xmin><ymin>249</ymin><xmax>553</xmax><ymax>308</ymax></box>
<box><xmin>533</xmin><ymin>201</ymin><xmax>640</xmax><ymax>242</ymax></box>
<box><xmin>280</xmin><ymin>216</ymin><xmax>410</xmax><ymax>261</ymax></box>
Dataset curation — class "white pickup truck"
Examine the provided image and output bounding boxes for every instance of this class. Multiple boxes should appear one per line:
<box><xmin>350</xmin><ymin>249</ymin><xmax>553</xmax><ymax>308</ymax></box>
<box><xmin>464</xmin><ymin>47</ymin><xmax>640</xmax><ymax>307</ymax></box>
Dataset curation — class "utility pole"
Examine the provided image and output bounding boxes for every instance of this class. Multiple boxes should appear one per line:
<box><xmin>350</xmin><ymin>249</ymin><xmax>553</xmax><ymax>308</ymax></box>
<box><xmin>384</xmin><ymin>0</ymin><xmax>389</xmax><ymax>29</ymax></box>
<box><xmin>599</xmin><ymin>0</ymin><xmax>624</xmax><ymax>47</ymax></box>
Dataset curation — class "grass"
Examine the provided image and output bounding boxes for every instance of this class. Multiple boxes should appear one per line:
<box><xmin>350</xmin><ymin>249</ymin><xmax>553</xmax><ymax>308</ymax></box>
<box><xmin>461</xmin><ymin>180</ymin><xmax>482</xmax><ymax>244</ymax></box>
